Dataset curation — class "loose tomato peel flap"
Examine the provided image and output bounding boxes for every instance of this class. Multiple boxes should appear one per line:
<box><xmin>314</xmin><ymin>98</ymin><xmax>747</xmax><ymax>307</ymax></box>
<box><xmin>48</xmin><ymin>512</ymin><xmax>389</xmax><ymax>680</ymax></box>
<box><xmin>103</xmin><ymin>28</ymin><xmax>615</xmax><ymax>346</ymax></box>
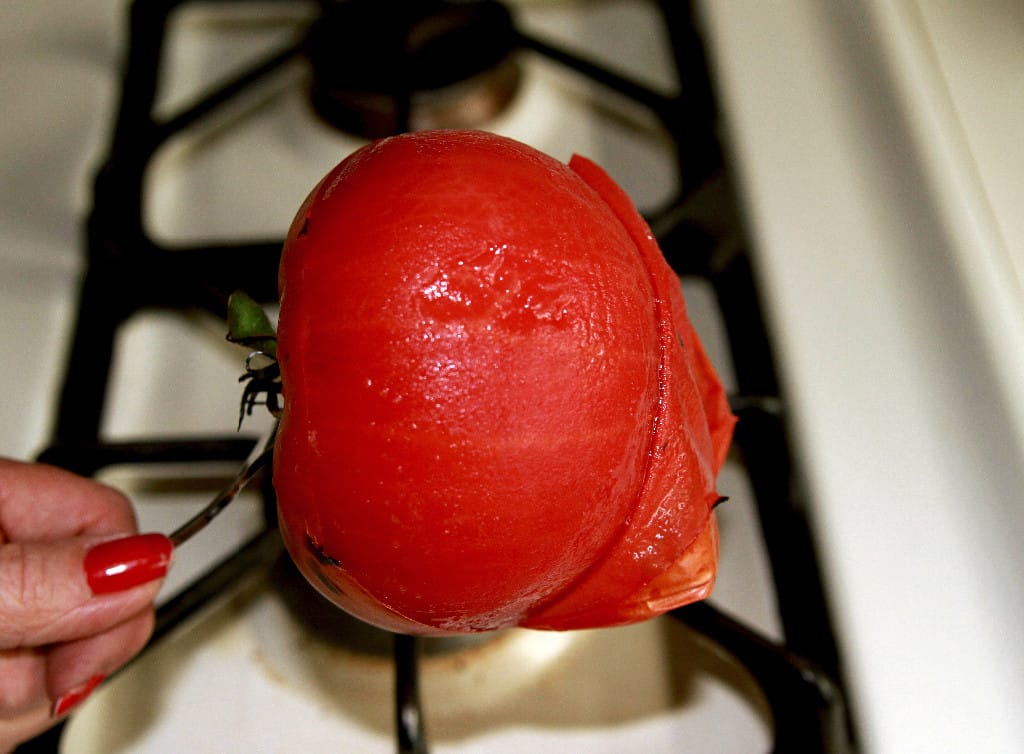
<box><xmin>519</xmin><ymin>155</ymin><xmax>736</xmax><ymax>630</ymax></box>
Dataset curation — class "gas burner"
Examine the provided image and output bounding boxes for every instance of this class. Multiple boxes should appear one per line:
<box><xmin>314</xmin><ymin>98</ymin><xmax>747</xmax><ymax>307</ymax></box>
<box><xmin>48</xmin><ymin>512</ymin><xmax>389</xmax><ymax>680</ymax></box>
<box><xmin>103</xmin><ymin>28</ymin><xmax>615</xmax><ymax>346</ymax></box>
<box><xmin>305</xmin><ymin>0</ymin><xmax>521</xmax><ymax>136</ymax></box>
<box><xmin>21</xmin><ymin>1</ymin><xmax>858</xmax><ymax>751</ymax></box>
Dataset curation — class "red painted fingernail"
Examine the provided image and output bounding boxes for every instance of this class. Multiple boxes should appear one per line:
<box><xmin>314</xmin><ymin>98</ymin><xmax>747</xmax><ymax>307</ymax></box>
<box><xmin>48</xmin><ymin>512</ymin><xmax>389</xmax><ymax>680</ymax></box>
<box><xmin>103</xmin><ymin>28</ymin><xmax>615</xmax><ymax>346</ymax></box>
<box><xmin>84</xmin><ymin>533</ymin><xmax>173</xmax><ymax>595</ymax></box>
<box><xmin>51</xmin><ymin>674</ymin><xmax>105</xmax><ymax>717</ymax></box>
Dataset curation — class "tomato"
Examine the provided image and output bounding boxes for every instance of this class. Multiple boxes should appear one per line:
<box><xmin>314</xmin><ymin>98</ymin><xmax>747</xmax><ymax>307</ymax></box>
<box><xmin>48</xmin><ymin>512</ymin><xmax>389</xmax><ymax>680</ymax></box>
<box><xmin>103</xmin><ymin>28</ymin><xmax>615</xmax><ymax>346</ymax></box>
<box><xmin>273</xmin><ymin>130</ymin><xmax>735</xmax><ymax>635</ymax></box>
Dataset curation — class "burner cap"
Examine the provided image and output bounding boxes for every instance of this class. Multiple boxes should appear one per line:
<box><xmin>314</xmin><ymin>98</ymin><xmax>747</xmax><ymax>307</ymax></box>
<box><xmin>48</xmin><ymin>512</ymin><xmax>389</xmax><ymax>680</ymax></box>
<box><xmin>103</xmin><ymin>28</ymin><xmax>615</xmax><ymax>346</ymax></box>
<box><xmin>305</xmin><ymin>0</ymin><xmax>521</xmax><ymax>137</ymax></box>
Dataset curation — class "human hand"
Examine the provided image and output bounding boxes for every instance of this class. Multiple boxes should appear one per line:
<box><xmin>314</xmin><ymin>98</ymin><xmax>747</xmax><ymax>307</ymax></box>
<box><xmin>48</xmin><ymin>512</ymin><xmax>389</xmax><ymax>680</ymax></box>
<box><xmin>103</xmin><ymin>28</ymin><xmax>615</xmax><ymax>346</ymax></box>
<box><xmin>0</xmin><ymin>458</ymin><xmax>172</xmax><ymax>753</ymax></box>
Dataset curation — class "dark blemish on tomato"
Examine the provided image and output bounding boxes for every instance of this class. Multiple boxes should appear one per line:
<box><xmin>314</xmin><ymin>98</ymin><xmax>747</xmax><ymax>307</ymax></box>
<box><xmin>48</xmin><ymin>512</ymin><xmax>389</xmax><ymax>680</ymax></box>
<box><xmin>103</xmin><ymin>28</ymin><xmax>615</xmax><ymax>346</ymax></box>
<box><xmin>314</xmin><ymin>570</ymin><xmax>347</xmax><ymax>597</ymax></box>
<box><xmin>306</xmin><ymin>533</ymin><xmax>342</xmax><ymax>567</ymax></box>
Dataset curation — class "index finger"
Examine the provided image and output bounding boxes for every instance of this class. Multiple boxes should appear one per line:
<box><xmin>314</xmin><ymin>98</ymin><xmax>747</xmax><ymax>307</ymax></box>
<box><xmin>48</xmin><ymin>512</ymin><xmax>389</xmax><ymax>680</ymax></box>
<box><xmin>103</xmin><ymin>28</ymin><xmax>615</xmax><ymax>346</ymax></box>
<box><xmin>0</xmin><ymin>459</ymin><xmax>137</xmax><ymax>544</ymax></box>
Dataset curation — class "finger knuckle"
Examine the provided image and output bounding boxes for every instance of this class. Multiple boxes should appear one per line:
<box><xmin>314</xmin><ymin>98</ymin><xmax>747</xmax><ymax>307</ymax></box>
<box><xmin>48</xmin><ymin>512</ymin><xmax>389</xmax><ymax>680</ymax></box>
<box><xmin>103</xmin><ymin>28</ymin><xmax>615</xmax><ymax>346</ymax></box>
<box><xmin>0</xmin><ymin>543</ymin><xmax>53</xmax><ymax>649</ymax></box>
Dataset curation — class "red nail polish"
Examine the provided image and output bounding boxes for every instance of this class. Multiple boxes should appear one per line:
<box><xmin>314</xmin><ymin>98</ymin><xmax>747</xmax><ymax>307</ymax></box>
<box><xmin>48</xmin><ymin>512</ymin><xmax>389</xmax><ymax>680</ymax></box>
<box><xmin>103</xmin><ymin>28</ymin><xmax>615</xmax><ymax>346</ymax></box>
<box><xmin>84</xmin><ymin>533</ymin><xmax>173</xmax><ymax>594</ymax></box>
<box><xmin>51</xmin><ymin>674</ymin><xmax>105</xmax><ymax>717</ymax></box>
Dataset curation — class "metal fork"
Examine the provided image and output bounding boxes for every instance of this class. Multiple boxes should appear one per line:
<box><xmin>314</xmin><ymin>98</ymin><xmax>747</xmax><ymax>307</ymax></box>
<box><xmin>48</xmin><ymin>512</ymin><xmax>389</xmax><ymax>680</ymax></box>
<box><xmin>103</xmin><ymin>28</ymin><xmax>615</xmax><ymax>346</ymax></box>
<box><xmin>168</xmin><ymin>420</ymin><xmax>279</xmax><ymax>547</ymax></box>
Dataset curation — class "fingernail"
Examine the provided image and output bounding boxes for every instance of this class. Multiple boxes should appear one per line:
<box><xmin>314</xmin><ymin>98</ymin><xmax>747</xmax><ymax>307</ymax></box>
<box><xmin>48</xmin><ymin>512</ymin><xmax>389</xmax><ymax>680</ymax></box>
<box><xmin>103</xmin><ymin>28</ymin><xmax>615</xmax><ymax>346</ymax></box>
<box><xmin>51</xmin><ymin>674</ymin><xmax>105</xmax><ymax>717</ymax></box>
<box><xmin>85</xmin><ymin>533</ymin><xmax>173</xmax><ymax>595</ymax></box>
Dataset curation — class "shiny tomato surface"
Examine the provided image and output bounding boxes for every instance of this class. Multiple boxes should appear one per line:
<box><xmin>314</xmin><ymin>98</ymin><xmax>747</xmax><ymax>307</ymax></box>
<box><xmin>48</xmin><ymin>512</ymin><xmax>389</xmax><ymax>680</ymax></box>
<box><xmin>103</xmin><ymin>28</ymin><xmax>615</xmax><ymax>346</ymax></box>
<box><xmin>274</xmin><ymin>130</ymin><xmax>735</xmax><ymax>634</ymax></box>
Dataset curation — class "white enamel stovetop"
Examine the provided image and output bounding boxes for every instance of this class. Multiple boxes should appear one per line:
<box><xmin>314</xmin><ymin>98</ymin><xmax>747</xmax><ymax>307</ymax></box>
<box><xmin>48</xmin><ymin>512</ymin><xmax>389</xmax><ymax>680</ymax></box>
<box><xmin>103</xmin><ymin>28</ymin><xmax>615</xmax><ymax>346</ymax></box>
<box><xmin>3</xmin><ymin>1</ymin><xmax>1023</xmax><ymax>753</ymax></box>
<box><xmin>700</xmin><ymin>2</ymin><xmax>1024</xmax><ymax>752</ymax></box>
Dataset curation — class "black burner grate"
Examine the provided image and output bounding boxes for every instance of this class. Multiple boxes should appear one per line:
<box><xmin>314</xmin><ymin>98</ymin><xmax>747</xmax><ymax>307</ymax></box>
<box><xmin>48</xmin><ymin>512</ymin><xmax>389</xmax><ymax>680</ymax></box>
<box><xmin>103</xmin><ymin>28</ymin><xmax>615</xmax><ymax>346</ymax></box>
<box><xmin>19</xmin><ymin>2</ymin><xmax>856</xmax><ymax>752</ymax></box>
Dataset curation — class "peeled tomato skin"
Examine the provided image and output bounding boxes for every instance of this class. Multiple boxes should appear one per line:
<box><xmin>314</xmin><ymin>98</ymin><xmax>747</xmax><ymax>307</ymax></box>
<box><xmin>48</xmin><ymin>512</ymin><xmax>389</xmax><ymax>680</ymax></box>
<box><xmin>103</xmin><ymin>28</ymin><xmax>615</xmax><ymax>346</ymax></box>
<box><xmin>518</xmin><ymin>155</ymin><xmax>736</xmax><ymax>630</ymax></box>
<box><xmin>273</xmin><ymin>130</ymin><xmax>735</xmax><ymax>635</ymax></box>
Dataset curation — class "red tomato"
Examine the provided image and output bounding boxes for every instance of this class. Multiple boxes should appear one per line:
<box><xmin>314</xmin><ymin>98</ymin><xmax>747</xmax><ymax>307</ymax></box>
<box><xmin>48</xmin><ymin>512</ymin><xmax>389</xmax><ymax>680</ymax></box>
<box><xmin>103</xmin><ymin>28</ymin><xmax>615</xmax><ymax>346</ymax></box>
<box><xmin>274</xmin><ymin>130</ymin><xmax>735</xmax><ymax>634</ymax></box>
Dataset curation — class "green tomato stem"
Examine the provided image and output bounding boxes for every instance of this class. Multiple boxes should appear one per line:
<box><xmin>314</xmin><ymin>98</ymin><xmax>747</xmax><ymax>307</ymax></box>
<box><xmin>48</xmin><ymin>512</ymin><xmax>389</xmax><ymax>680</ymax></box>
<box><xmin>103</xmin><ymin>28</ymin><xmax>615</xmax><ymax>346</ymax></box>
<box><xmin>226</xmin><ymin>290</ymin><xmax>278</xmax><ymax>359</ymax></box>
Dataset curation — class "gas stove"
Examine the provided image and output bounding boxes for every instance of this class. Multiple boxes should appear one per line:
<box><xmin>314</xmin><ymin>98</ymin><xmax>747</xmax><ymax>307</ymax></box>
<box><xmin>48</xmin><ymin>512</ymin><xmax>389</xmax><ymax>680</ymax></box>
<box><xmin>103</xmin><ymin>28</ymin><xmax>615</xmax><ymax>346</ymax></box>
<box><xmin>23</xmin><ymin>1</ymin><xmax>1016</xmax><ymax>752</ymax></box>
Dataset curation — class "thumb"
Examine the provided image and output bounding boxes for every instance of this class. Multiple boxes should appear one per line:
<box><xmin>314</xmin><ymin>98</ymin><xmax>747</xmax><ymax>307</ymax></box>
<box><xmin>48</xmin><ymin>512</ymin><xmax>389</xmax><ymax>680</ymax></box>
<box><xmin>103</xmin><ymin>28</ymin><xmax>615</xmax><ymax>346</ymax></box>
<box><xmin>0</xmin><ymin>533</ymin><xmax>172</xmax><ymax>650</ymax></box>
